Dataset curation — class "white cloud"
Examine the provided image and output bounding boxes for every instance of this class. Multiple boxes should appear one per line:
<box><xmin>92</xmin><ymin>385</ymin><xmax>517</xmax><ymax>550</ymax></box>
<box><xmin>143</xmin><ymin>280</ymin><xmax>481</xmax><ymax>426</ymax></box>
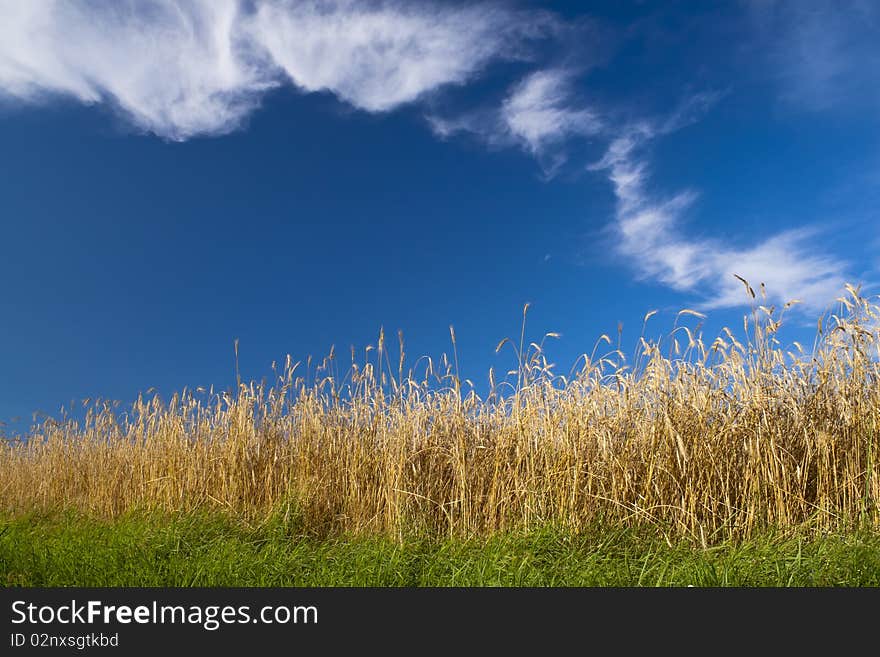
<box><xmin>501</xmin><ymin>69</ymin><xmax>601</xmax><ymax>155</ymax></box>
<box><xmin>0</xmin><ymin>0</ymin><xmax>272</xmax><ymax>140</ymax></box>
<box><xmin>247</xmin><ymin>0</ymin><xmax>546</xmax><ymax>113</ymax></box>
<box><xmin>592</xmin><ymin>124</ymin><xmax>849</xmax><ymax>311</ymax></box>
<box><xmin>0</xmin><ymin>0</ymin><xmax>552</xmax><ymax>140</ymax></box>
<box><xmin>428</xmin><ymin>68</ymin><xmax>601</xmax><ymax>176</ymax></box>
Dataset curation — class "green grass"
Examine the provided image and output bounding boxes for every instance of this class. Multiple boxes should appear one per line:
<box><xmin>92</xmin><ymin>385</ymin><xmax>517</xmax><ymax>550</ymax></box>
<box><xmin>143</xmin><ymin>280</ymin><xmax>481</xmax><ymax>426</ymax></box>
<box><xmin>2</xmin><ymin>511</ymin><xmax>879</xmax><ymax>586</ymax></box>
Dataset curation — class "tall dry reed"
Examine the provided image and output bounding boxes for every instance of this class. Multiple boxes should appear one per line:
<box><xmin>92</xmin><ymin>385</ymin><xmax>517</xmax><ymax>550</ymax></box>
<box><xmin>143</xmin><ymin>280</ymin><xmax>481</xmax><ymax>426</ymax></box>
<box><xmin>2</xmin><ymin>281</ymin><xmax>878</xmax><ymax>542</ymax></box>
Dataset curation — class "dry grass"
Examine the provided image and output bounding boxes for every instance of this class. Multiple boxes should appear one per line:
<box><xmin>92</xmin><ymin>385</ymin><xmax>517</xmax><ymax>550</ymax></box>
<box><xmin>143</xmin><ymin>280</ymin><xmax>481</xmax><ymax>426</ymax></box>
<box><xmin>2</xmin><ymin>281</ymin><xmax>879</xmax><ymax>543</ymax></box>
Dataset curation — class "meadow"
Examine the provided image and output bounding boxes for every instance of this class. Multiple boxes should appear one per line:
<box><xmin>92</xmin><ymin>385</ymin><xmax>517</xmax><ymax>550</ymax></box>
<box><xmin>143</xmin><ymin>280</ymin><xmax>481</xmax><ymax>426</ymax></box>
<box><xmin>2</xmin><ymin>281</ymin><xmax>879</xmax><ymax>585</ymax></box>
<box><xmin>4</xmin><ymin>512</ymin><xmax>880</xmax><ymax>586</ymax></box>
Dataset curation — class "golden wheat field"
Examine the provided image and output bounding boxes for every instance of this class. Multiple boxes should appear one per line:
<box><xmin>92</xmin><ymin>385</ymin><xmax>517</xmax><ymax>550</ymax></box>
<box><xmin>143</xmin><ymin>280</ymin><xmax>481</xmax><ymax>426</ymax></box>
<box><xmin>2</xmin><ymin>282</ymin><xmax>878</xmax><ymax>544</ymax></box>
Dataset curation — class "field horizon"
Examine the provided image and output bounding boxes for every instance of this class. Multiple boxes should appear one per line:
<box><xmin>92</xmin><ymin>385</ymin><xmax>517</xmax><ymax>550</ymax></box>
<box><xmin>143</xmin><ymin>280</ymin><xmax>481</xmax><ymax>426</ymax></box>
<box><xmin>2</xmin><ymin>280</ymin><xmax>878</xmax><ymax>557</ymax></box>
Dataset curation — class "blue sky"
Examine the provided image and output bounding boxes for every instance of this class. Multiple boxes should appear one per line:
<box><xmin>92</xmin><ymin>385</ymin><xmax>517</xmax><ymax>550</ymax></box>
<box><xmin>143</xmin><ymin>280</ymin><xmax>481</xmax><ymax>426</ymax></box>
<box><xmin>1</xmin><ymin>0</ymin><xmax>878</xmax><ymax>428</ymax></box>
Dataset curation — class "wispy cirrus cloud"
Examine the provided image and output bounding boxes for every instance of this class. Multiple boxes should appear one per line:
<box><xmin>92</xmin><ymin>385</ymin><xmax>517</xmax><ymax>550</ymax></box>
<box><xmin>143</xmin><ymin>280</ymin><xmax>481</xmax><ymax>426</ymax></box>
<box><xmin>0</xmin><ymin>0</ymin><xmax>558</xmax><ymax>140</ymax></box>
<box><xmin>501</xmin><ymin>69</ymin><xmax>602</xmax><ymax>156</ymax></box>
<box><xmin>590</xmin><ymin>114</ymin><xmax>849</xmax><ymax>311</ymax></box>
<box><xmin>0</xmin><ymin>0</ymin><xmax>270</xmax><ymax>140</ymax></box>
<box><xmin>429</xmin><ymin>68</ymin><xmax>602</xmax><ymax>176</ymax></box>
<box><xmin>247</xmin><ymin>0</ymin><xmax>553</xmax><ymax>114</ymax></box>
